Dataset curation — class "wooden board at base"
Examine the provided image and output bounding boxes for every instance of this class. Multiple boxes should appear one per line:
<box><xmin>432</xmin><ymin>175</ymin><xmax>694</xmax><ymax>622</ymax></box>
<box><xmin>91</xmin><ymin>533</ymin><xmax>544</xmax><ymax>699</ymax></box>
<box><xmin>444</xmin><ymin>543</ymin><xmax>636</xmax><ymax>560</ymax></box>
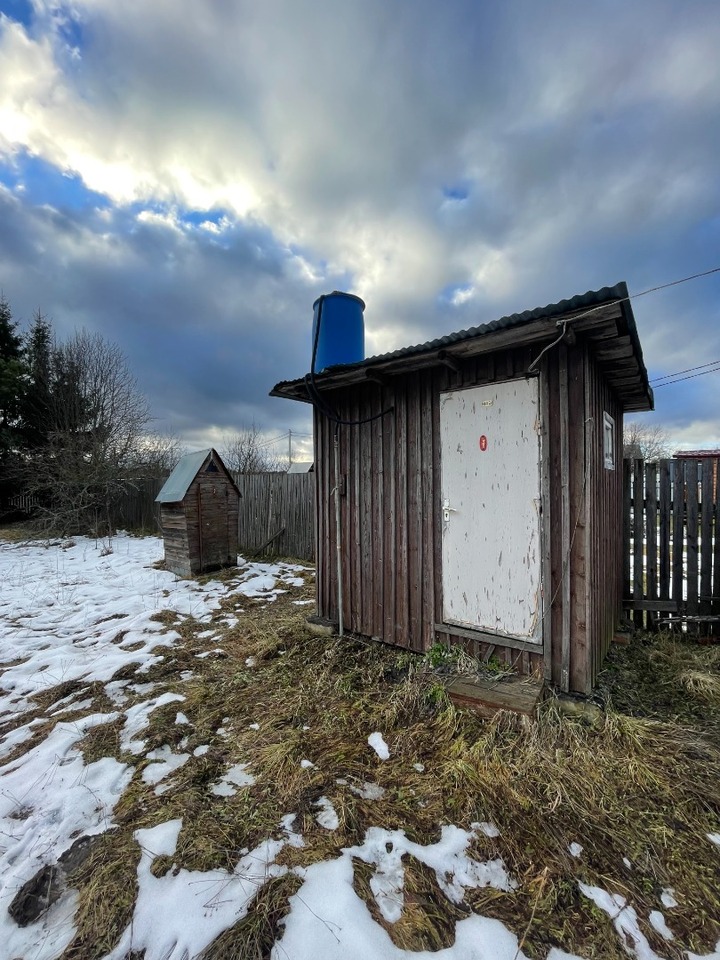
<box><xmin>445</xmin><ymin>675</ymin><xmax>546</xmax><ymax>719</ymax></box>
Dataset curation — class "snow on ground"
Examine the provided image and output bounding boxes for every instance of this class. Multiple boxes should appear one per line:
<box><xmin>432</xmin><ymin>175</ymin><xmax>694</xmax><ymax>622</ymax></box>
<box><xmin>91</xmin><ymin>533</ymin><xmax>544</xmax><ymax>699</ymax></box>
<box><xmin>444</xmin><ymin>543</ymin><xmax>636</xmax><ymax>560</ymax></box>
<box><xmin>0</xmin><ymin>534</ymin><xmax>718</xmax><ymax>960</ymax></box>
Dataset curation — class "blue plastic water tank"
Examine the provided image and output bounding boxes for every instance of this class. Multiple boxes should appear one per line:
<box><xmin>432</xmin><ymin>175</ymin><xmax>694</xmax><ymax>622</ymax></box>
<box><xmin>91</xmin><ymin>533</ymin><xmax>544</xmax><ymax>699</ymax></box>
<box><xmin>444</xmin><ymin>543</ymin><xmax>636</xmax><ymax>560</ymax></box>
<box><xmin>311</xmin><ymin>291</ymin><xmax>365</xmax><ymax>373</ymax></box>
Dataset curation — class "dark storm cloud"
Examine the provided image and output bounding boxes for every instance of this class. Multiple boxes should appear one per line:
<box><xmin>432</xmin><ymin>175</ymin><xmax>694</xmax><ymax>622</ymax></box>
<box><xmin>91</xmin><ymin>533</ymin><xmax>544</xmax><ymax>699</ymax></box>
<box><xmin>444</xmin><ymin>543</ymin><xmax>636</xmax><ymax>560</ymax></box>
<box><xmin>0</xmin><ymin>189</ymin><xmax>325</xmax><ymax>440</ymax></box>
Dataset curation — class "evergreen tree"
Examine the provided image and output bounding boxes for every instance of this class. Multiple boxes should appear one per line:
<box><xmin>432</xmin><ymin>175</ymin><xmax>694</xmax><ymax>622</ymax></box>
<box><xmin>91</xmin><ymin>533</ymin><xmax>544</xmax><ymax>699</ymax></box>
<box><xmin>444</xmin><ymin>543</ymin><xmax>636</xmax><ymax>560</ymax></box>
<box><xmin>0</xmin><ymin>293</ymin><xmax>25</xmax><ymax>506</ymax></box>
<box><xmin>20</xmin><ymin>311</ymin><xmax>53</xmax><ymax>449</ymax></box>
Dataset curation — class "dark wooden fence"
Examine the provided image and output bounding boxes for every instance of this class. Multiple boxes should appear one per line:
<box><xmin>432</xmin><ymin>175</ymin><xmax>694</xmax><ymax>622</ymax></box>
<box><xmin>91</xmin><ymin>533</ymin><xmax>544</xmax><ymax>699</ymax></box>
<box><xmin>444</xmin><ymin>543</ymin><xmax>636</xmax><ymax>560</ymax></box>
<box><xmin>111</xmin><ymin>478</ymin><xmax>165</xmax><ymax>532</ymax></box>
<box><xmin>108</xmin><ymin>472</ymin><xmax>316</xmax><ymax>561</ymax></box>
<box><xmin>235</xmin><ymin>473</ymin><xmax>315</xmax><ymax>561</ymax></box>
<box><xmin>623</xmin><ymin>458</ymin><xmax>720</xmax><ymax>633</ymax></box>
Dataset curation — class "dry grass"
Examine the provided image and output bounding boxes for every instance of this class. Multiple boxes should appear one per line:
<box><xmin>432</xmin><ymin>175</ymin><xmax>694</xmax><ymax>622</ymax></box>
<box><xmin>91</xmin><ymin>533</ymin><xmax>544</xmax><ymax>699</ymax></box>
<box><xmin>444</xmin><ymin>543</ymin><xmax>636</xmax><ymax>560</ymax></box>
<box><xmin>3</xmin><ymin>551</ymin><xmax>717</xmax><ymax>960</ymax></box>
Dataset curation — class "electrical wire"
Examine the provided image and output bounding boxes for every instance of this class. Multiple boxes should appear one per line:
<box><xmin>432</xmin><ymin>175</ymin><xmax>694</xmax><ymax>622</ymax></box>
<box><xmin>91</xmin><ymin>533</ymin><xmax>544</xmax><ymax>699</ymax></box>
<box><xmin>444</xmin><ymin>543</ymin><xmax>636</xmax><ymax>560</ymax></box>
<box><xmin>651</xmin><ymin>358</ymin><xmax>720</xmax><ymax>383</ymax></box>
<box><xmin>528</xmin><ymin>265</ymin><xmax>720</xmax><ymax>375</ymax></box>
<box><xmin>543</xmin><ymin>265</ymin><xmax>720</xmax><ymax>336</ymax></box>
<box><xmin>652</xmin><ymin>364</ymin><xmax>720</xmax><ymax>387</ymax></box>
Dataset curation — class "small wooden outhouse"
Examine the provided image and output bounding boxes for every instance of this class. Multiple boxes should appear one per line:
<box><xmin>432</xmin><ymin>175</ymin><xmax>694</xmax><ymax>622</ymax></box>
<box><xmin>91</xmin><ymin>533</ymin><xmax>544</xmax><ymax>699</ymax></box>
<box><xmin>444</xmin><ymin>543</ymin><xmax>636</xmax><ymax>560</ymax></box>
<box><xmin>156</xmin><ymin>448</ymin><xmax>240</xmax><ymax>577</ymax></box>
<box><xmin>271</xmin><ymin>282</ymin><xmax>653</xmax><ymax>694</ymax></box>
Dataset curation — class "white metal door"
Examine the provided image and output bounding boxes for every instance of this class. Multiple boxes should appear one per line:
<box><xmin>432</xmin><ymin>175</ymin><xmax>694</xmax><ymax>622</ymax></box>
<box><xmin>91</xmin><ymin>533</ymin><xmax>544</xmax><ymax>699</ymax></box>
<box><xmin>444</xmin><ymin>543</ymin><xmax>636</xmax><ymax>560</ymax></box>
<box><xmin>440</xmin><ymin>378</ymin><xmax>542</xmax><ymax>642</ymax></box>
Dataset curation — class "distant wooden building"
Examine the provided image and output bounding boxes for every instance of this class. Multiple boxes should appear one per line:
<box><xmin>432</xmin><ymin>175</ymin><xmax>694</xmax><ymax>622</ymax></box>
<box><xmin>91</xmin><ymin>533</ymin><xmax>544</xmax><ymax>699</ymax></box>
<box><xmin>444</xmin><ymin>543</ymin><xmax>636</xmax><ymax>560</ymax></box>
<box><xmin>156</xmin><ymin>449</ymin><xmax>240</xmax><ymax>577</ymax></box>
<box><xmin>271</xmin><ymin>282</ymin><xmax>654</xmax><ymax>695</ymax></box>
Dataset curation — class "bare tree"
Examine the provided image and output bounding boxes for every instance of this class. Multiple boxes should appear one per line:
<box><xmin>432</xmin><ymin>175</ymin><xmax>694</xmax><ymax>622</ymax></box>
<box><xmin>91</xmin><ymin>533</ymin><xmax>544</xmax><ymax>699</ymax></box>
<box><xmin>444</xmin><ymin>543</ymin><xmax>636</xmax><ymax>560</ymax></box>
<box><xmin>126</xmin><ymin>431</ymin><xmax>187</xmax><ymax>478</ymax></box>
<box><xmin>221</xmin><ymin>425</ymin><xmax>286</xmax><ymax>474</ymax></box>
<box><xmin>623</xmin><ymin>420</ymin><xmax>672</xmax><ymax>461</ymax></box>
<box><xmin>24</xmin><ymin>331</ymin><xmax>152</xmax><ymax>534</ymax></box>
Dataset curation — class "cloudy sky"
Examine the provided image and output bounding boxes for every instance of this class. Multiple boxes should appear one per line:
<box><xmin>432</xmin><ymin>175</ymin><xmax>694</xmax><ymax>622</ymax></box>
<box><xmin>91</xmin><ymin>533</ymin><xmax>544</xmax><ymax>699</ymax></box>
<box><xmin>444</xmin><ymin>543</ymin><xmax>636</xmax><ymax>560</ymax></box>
<box><xmin>1</xmin><ymin>0</ymin><xmax>719</xmax><ymax>459</ymax></box>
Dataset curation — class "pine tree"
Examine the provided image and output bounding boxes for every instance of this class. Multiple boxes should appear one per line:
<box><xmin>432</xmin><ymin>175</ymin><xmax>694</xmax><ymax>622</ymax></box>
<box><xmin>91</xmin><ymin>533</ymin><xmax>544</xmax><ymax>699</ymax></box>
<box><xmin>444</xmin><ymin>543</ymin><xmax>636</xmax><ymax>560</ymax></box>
<box><xmin>0</xmin><ymin>293</ymin><xmax>25</xmax><ymax>505</ymax></box>
<box><xmin>21</xmin><ymin>311</ymin><xmax>54</xmax><ymax>449</ymax></box>
<box><xmin>0</xmin><ymin>293</ymin><xmax>24</xmax><ymax>449</ymax></box>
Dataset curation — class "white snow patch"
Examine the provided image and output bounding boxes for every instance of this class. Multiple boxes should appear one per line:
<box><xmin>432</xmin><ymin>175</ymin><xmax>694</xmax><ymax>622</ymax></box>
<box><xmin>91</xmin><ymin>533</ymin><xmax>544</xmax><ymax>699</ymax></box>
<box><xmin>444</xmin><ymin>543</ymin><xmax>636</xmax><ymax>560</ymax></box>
<box><xmin>104</xmin><ymin>820</ymin><xmax>285</xmax><ymax>960</ymax></box>
<box><xmin>300</xmin><ymin>758</ymin><xmax>315</xmax><ymax>769</ymax></box>
<box><xmin>349</xmin><ymin>781</ymin><xmax>385</xmax><ymax>800</ymax></box>
<box><xmin>280</xmin><ymin>814</ymin><xmax>305</xmax><ymax>848</ymax></box>
<box><xmin>315</xmin><ymin>797</ymin><xmax>340</xmax><ymax>830</ymax></box>
<box><xmin>275</xmin><ymin>826</ymin><xmax>521</xmax><ymax>959</ymax></box>
<box><xmin>368</xmin><ymin>731</ymin><xmax>390</xmax><ymax>760</ymax></box>
<box><xmin>661</xmin><ymin>887</ymin><xmax>678</xmax><ymax>908</ymax></box>
<box><xmin>579</xmin><ymin>882</ymin><xmax>663</xmax><ymax>960</ymax></box>
<box><xmin>649</xmin><ymin>910</ymin><xmax>674</xmax><ymax>940</ymax></box>
<box><xmin>142</xmin><ymin>745</ymin><xmax>190</xmax><ymax>788</ymax></box>
<box><xmin>569</xmin><ymin>842</ymin><xmax>583</xmax><ymax>858</ymax></box>
<box><xmin>211</xmin><ymin>763</ymin><xmax>255</xmax><ymax>796</ymax></box>
<box><xmin>708</xmin><ymin>832</ymin><xmax>720</xmax><ymax>847</ymax></box>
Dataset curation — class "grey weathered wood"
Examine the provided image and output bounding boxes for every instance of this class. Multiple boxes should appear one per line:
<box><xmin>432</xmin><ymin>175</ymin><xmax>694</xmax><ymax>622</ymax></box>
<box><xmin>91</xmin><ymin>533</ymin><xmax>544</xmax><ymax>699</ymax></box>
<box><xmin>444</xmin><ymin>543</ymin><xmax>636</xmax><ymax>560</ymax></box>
<box><xmin>672</xmin><ymin>459</ymin><xmax>685</xmax><ymax>615</ymax></box>
<box><xmin>658</xmin><ymin>460</ymin><xmax>671</xmax><ymax>600</ymax></box>
<box><xmin>632</xmin><ymin>459</ymin><xmax>644</xmax><ymax>629</ymax></box>
<box><xmin>645</xmin><ymin>462</ymin><xmax>658</xmax><ymax>628</ymax></box>
<box><xmin>434</xmin><ymin>623</ymin><xmax>547</xmax><ymax>654</ymax></box>
<box><xmin>559</xmin><ymin>345</ymin><xmax>571</xmax><ymax>692</ymax></box>
<box><xmin>700</xmin><ymin>460</ymin><xmax>713</xmax><ymax>620</ymax></box>
<box><xmin>623</xmin><ymin>459</ymin><xmax>632</xmax><ymax>605</ymax></box>
<box><xmin>622</xmin><ymin>599</ymin><xmax>677</xmax><ymax>612</ymax></box>
<box><xmin>540</xmin><ymin>362</ymin><xmax>553</xmax><ymax>680</ymax></box>
<box><xmin>686</xmin><ymin>460</ymin><xmax>699</xmax><ymax>618</ymax></box>
<box><xmin>235</xmin><ymin>473</ymin><xmax>315</xmax><ymax>561</ymax></box>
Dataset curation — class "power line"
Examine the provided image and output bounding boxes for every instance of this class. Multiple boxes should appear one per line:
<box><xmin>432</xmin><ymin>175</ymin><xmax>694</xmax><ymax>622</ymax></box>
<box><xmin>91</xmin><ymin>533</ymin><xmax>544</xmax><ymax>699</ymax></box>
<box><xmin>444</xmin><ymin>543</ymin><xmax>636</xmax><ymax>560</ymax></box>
<box><xmin>653</xmin><ymin>364</ymin><xmax>720</xmax><ymax>388</ymax></box>
<box><xmin>256</xmin><ymin>432</ymin><xmax>288</xmax><ymax>448</ymax></box>
<box><xmin>651</xmin><ymin>358</ymin><xmax>720</xmax><ymax>383</ymax></box>
<box><xmin>554</xmin><ymin>265</ymin><xmax>720</xmax><ymax>332</ymax></box>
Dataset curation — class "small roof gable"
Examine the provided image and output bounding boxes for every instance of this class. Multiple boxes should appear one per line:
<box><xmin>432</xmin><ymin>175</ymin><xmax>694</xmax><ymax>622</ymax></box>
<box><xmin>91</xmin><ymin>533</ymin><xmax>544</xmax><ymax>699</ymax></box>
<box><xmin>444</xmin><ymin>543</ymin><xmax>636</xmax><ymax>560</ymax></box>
<box><xmin>155</xmin><ymin>448</ymin><xmax>239</xmax><ymax>503</ymax></box>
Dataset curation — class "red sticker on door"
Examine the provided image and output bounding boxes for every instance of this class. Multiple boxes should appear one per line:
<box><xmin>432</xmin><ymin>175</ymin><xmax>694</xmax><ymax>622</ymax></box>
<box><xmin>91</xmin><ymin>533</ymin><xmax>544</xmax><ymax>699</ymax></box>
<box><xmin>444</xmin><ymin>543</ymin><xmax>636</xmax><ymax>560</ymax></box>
<box><xmin>479</xmin><ymin>435</ymin><xmax>488</xmax><ymax>451</ymax></box>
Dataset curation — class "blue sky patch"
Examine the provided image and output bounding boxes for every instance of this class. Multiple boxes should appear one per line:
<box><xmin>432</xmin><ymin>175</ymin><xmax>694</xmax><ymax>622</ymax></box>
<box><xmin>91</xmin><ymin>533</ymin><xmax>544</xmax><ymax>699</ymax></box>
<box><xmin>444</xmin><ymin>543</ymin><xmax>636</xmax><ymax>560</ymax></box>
<box><xmin>2</xmin><ymin>0</ymin><xmax>34</xmax><ymax>29</ymax></box>
<box><xmin>0</xmin><ymin>153</ymin><xmax>109</xmax><ymax>211</ymax></box>
<box><xmin>442</xmin><ymin>183</ymin><xmax>471</xmax><ymax>202</ymax></box>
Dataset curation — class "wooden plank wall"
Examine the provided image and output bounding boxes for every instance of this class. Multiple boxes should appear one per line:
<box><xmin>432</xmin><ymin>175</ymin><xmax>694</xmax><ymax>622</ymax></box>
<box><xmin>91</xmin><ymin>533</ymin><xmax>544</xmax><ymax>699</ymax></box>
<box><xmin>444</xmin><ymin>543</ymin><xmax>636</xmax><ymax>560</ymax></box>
<box><xmin>584</xmin><ymin>351</ymin><xmax>624</xmax><ymax>690</ymax></box>
<box><xmin>314</xmin><ymin>346</ymin><xmax>545</xmax><ymax>675</ymax></box>
<box><xmin>235</xmin><ymin>473</ymin><xmax>315</xmax><ymax>561</ymax></box>
<box><xmin>110</xmin><ymin>478</ymin><xmax>165</xmax><ymax>531</ymax></box>
<box><xmin>624</xmin><ymin>457</ymin><xmax>720</xmax><ymax>634</ymax></box>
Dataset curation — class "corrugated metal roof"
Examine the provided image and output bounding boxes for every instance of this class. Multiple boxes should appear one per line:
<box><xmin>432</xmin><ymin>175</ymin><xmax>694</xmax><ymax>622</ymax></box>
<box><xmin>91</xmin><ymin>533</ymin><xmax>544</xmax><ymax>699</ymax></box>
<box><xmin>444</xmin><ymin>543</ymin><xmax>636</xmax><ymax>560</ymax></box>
<box><xmin>155</xmin><ymin>449</ymin><xmax>212</xmax><ymax>503</ymax></box>
<box><xmin>271</xmin><ymin>282</ymin><xmax>650</xmax><ymax>402</ymax></box>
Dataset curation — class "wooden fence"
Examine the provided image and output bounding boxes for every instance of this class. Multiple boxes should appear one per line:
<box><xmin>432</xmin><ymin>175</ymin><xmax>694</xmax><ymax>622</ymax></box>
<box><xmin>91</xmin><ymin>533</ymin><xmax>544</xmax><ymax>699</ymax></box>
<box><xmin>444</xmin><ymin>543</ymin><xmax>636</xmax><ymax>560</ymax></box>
<box><xmin>111</xmin><ymin>478</ymin><xmax>165</xmax><ymax>532</ymax></box>
<box><xmin>623</xmin><ymin>458</ymin><xmax>720</xmax><ymax>633</ymax></box>
<box><xmin>235</xmin><ymin>473</ymin><xmax>315</xmax><ymax>561</ymax></box>
<box><xmin>108</xmin><ymin>472</ymin><xmax>316</xmax><ymax>561</ymax></box>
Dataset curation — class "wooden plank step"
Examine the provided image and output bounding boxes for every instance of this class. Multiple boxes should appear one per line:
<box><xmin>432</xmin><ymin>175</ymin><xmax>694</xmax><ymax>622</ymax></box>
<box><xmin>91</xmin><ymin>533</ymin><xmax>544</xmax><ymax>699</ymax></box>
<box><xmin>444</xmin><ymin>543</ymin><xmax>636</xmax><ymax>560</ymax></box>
<box><xmin>445</xmin><ymin>675</ymin><xmax>546</xmax><ymax>719</ymax></box>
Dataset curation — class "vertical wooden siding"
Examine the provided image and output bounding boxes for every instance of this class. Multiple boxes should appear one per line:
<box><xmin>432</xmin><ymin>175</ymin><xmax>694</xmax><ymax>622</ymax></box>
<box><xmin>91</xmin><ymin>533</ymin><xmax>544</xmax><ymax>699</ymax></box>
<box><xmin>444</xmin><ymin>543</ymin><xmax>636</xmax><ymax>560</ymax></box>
<box><xmin>584</xmin><ymin>350</ymin><xmax>624</xmax><ymax>690</ymax></box>
<box><xmin>314</xmin><ymin>346</ymin><xmax>545</xmax><ymax>676</ymax></box>
<box><xmin>545</xmin><ymin>345</ymin><xmax>623</xmax><ymax>693</ymax></box>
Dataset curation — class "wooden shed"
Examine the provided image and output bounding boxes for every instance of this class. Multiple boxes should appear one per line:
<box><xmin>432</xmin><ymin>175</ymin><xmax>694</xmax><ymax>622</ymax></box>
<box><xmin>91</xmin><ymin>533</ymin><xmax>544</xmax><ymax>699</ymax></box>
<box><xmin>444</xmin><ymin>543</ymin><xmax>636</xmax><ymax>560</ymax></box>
<box><xmin>156</xmin><ymin>448</ymin><xmax>240</xmax><ymax>577</ymax></box>
<box><xmin>271</xmin><ymin>282</ymin><xmax>653</xmax><ymax>694</ymax></box>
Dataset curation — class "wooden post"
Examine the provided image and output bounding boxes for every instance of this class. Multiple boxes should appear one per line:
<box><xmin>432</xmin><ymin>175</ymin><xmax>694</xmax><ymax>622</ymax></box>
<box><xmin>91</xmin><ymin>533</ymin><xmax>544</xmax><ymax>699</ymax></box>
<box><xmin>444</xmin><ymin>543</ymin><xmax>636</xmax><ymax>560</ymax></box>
<box><xmin>632</xmin><ymin>459</ymin><xmax>644</xmax><ymax>629</ymax></box>
<box><xmin>672</xmin><ymin>460</ymin><xmax>684</xmax><ymax>619</ymax></box>
<box><xmin>658</xmin><ymin>460</ymin><xmax>671</xmax><ymax>601</ymax></box>
<box><xmin>700</xmin><ymin>460</ymin><xmax>713</xmax><ymax>622</ymax></box>
<box><xmin>686</xmin><ymin>459</ymin><xmax>699</xmax><ymax>628</ymax></box>
<box><xmin>540</xmin><ymin>365</ymin><xmax>552</xmax><ymax>681</ymax></box>
<box><xmin>559</xmin><ymin>345</ymin><xmax>571</xmax><ymax>693</ymax></box>
<box><xmin>646</xmin><ymin>462</ymin><xmax>658</xmax><ymax>630</ymax></box>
